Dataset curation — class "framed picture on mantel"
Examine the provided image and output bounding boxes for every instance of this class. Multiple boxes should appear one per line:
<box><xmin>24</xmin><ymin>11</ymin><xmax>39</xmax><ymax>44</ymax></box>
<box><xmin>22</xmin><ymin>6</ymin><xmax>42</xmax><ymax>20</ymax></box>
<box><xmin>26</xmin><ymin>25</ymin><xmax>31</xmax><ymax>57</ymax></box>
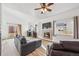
<box><xmin>53</xmin><ymin>19</ymin><xmax>74</xmax><ymax>36</ymax></box>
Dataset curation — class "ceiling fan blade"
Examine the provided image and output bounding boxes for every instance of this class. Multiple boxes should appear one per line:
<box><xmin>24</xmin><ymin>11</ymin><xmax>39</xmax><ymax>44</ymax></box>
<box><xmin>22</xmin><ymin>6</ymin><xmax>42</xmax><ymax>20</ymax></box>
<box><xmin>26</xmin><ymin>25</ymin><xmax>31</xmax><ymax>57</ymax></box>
<box><xmin>47</xmin><ymin>3</ymin><xmax>54</xmax><ymax>6</ymax></box>
<box><xmin>34</xmin><ymin>8</ymin><xmax>42</xmax><ymax>10</ymax></box>
<box><xmin>40</xmin><ymin>3</ymin><xmax>46</xmax><ymax>8</ymax></box>
<box><xmin>47</xmin><ymin>8</ymin><xmax>52</xmax><ymax>12</ymax></box>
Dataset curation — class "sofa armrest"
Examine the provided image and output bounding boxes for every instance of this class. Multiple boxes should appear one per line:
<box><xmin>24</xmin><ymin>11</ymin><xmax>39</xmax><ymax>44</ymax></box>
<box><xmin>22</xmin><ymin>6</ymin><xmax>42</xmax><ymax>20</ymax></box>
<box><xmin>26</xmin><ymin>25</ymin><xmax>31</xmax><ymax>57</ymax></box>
<box><xmin>47</xmin><ymin>43</ymin><xmax>64</xmax><ymax>56</ymax></box>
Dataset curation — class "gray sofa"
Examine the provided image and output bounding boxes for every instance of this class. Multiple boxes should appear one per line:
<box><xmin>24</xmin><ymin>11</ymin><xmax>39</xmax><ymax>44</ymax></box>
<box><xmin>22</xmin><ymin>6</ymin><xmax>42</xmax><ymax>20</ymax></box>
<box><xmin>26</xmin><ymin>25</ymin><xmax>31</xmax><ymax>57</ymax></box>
<box><xmin>48</xmin><ymin>41</ymin><xmax>79</xmax><ymax>56</ymax></box>
<box><xmin>14</xmin><ymin>36</ymin><xmax>41</xmax><ymax>56</ymax></box>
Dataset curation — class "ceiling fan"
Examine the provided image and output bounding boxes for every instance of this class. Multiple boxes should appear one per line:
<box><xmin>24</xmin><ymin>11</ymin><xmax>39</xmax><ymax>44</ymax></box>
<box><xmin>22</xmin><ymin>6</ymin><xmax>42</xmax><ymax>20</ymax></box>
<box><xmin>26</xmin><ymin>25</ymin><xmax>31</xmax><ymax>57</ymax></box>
<box><xmin>34</xmin><ymin>3</ymin><xmax>54</xmax><ymax>14</ymax></box>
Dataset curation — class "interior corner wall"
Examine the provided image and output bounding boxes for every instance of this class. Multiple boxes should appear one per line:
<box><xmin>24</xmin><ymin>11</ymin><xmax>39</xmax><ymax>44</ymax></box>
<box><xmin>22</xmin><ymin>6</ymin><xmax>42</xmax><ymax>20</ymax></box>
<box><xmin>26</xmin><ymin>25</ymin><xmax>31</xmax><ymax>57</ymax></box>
<box><xmin>37</xmin><ymin>6</ymin><xmax>79</xmax><ymax>42</ymax></box>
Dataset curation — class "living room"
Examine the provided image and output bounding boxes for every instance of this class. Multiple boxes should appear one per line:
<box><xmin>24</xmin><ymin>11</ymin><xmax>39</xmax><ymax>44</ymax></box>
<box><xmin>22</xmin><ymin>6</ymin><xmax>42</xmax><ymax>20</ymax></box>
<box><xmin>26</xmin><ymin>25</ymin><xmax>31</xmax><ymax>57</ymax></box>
<box><xmin>1</xmin><ymin>3</ymin><xmax>79</xmax><ymax>56</ymax></box>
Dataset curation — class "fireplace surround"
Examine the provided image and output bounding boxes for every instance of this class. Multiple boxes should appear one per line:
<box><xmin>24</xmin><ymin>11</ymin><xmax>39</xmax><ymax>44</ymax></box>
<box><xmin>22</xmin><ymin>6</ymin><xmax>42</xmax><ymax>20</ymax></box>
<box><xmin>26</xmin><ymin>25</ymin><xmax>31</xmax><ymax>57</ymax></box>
<box><xmin>44</xmin><ymin>32</ymin><xmax>50</xmax><ymax>39</ymax></box>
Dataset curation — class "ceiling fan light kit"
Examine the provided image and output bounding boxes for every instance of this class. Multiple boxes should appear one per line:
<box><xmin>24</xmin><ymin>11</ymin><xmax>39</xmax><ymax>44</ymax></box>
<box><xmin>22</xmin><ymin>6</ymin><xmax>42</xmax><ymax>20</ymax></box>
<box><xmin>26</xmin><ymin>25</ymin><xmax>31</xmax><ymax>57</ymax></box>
<box><xmin>40</xmin><ymin>8</ymin><xmax>47</xmax><ymax>14</ymax></box>
<box><xmin>34</xmin><ymin>3</ymin><xmax>54</xmax><ymax>14</ymax></box>
<box><xmin>44</xmin><ymin>8</ymin><xmax>47</xmax><ymax>12</ymax></box>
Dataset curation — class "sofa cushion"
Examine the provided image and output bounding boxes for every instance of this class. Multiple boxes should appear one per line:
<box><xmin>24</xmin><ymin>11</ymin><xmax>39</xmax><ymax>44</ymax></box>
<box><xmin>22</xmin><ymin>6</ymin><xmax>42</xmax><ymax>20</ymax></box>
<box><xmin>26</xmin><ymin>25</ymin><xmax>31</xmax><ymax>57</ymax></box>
<box><xmin>53</xmin><ymin>43</ymin><xmax>64</xmax><ymax>50</ymax></box>
<box><xmin>20</xmin><ymin>36</ymin><xmax>27</xmax><ymax>44</ymax></box>
<box><xmin>61</xmin><ymin>41</ymin><xmax>79</xmax><ymax>52</ymax></box>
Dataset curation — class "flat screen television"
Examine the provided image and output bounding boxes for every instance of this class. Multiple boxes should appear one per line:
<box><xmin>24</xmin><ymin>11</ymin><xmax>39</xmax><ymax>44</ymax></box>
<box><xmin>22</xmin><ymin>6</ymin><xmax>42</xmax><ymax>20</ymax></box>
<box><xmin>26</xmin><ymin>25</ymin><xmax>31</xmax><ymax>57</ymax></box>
<box><xmin>42</xmin><ymin>22</ymin><xmax>51</xmax><ymax>29</ymax></box>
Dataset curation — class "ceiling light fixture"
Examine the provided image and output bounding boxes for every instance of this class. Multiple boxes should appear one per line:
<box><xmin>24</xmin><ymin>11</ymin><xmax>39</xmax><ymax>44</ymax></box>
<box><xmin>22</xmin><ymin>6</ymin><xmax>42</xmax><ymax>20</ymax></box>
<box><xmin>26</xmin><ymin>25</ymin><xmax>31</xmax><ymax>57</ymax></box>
<box><xmin>34</xmin><ymin>3</ymin><xmax>54</xmax><ymax>14</ymax></box>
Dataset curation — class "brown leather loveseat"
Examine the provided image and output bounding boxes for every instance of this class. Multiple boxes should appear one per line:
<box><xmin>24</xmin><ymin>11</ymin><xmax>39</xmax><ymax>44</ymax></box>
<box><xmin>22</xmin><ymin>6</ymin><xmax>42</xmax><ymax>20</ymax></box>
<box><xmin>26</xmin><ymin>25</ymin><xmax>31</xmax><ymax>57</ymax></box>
<box><xmin>48</xmin><ymin>41</ymin><xmax>79</xmax><ymax>56</ymax></box>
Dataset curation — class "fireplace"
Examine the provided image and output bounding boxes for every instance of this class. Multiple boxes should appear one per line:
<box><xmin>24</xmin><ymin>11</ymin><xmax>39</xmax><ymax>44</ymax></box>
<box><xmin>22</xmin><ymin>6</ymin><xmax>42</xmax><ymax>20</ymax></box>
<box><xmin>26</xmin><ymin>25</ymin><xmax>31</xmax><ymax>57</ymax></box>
<box><xmin>44</xmin><ymin>32</ymin><xmax>50</xmax><ymax>39</ymax></box>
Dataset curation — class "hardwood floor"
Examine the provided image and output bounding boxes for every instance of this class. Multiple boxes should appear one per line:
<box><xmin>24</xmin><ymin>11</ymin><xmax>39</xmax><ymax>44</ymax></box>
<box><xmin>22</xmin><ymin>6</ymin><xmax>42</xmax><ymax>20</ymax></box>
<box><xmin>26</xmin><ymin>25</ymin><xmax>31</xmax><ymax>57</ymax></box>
<box><xmin>2</xmin><ymin>39</ymin><xmax>46</xmax><ymax>56</ymax></box>
<box><xmin>27</xmin><ymin>47</ymin><xmax>46</xmax><ymax>56</ymax></box>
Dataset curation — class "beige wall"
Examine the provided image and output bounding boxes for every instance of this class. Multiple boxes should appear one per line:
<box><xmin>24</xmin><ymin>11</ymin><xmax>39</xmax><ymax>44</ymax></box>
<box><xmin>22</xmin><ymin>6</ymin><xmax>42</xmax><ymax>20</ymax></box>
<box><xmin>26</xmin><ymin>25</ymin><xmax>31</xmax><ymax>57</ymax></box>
<box><xmin>1</xmin><ymin>4</ymin><xmax>37</xmax><ymax>39</ymax></box>
<box><xmin>37</xmin><ymin>6</ymin><xmax>79</xmax><ymax>42</ymax></box>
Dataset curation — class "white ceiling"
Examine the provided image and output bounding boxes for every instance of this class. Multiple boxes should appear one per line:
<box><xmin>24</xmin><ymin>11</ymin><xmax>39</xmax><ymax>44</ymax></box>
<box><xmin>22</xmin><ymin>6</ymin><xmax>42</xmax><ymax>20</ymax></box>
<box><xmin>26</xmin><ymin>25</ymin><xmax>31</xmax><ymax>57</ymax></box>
<box><xmin>3</xmin><ymin>3</ymin><xmax>79</xmax><ymax>19</ymax></box>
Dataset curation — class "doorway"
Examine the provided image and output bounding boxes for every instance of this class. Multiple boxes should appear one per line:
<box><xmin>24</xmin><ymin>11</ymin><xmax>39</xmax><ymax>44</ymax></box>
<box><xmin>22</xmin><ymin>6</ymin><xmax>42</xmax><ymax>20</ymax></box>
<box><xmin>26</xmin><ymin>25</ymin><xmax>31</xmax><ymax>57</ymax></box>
<box><xmin>8</xmin><ymin>24</ymin><xmax>22</xmax><ymax>38</ymax></box>
<box><xmin>16</xmin><ymin>24</ymin><xmax>22</xmax><ymax>36</ymax></box>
